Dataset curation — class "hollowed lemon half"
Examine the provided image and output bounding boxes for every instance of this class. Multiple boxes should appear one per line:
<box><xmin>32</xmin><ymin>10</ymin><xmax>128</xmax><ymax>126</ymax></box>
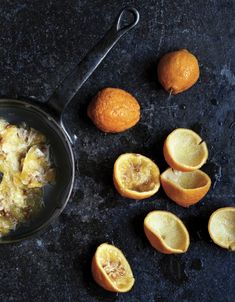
<box><xmin>113</xmin><ymin>153</ymin><xmax>160</xmax><ymax>199</ymax></box>
<box><xmin>144</xmin><ymin>211</ymin><xmax>190</xmax><ymax>254</ymax></box>
<box><xmin>91</xmin><ymin>243</ymin><xmax>135</xmax><ymax>292</ymax></box>
<box><xmin>161</xmin><ymin>168</ymin><xmax>211</xmax><ymax>207</ymax></box>
<box><xmin>208</xmin><ymin>207</ymin><xmax>235</xmax><ymax>251</ymax></box>
<box><xmin>163</xmin><ymin>128</ymin><xmax>208</xmax><ymax>171</ymax></box>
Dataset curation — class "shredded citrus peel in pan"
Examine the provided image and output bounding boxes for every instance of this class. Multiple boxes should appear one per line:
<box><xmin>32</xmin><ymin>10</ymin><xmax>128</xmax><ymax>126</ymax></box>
<box><xmin>0</xmin><ymin>118</ymin><xmax>55</xmax><ymax>237</ymax></box>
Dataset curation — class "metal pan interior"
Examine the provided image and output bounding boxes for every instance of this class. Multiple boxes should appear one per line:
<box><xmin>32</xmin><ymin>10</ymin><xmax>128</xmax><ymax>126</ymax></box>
<box><xmin>0</xmin><ymin>99</ymin><xmax>75</xmax><ymax>243</ymax></box>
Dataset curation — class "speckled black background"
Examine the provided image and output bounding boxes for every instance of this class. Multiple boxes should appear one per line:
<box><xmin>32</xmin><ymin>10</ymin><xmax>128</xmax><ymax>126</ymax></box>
<box><xmin>0</xmin><ymin>0</ymin><xmax>234</xmax><ymax>301</ymax></box>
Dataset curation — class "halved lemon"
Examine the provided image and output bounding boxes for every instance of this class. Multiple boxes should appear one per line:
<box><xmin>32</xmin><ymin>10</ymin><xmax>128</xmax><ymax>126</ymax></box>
<box><xmin>91</xmin><ymin>243</ymin><xmax>135</xmax><ymax>292</ymax></box>
<box><xmin>113</xmin><ymin>153</ymin><xmax>160</xmax><ymax>199</ymax></box>
<box><xmin>208</xmin><ymin>207</ymin><xmax>235</xmax><ymax>251</ymax></box>
<box><xmin>144</xmin><ymin>211</ymin><xmax>190</xmax><ymax>254</ymax></box>
<box><xmin>163</xmin><ymin>128</ymin><xmax>208</xmax><ymax>171</ymax></box>
<box><xmin>161</xmin><ymin>168</ymin><xmax>211</xmax><ymax>207</ymax></box>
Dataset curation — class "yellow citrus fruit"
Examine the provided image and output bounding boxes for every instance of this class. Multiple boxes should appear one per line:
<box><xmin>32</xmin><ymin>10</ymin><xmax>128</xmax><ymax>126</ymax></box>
<box><xmin>144</xmin><ymin>211</ymin><xmax>190</xmax><ymax>254</ymax></box>
<box><xmin>157</xmin><ymin>49</ymin><xmax>199</xmax><ymax>94</ymax></box>
<box><xmin>161</xmin><ymin>168</ymin><xmax>211</xmax><ymax>207</ymax></box>
<box><xmin>91</xmin><ymin>243</ymin><xmax>135</xmax><ymax>292</ymax></box>
<box><xmin>208</xmin><ymin>207</ymin><xmax>235</xmax><ymax>251</ymax></box>
<box><xmin>87</xmin><ymin>88</ymin><xmax>140</xmax><ymax>133</ymax></box>
<box><xmin>163</xmin><ymin>128</ymin><xmax>208</xmax><ymax>171</ymax></box>
<box><xmin>113</xmin><ymin>153</ymin><xmax>160</xmax><ymax>199</ymax></box>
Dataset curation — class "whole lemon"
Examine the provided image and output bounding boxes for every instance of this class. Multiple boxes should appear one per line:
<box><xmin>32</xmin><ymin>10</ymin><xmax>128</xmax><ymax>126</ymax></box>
<box><xmin>87</xmin><ymin>88</ymin><xmax>140</xmax><ymax>133</ymax></box>
<box><xmin>157</xmin><ymin>49</ymin><xmax>200</xmax><ymax>94</ymax></box>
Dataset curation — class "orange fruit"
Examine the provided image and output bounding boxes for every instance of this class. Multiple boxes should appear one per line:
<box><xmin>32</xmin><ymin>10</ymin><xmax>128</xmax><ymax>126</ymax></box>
<box><xmin>208</xmin><ymin>207</ymin><xmax>235</xmax><ymax>251</ymax></box>
<box><xmin>91</xmin><ymin>243</ymin><xmax>135</xmax><ymax>292</ymax></box>
<box><xmin>144</xmin><ymin>211</ymin><xmax>190</xmax><ymax>254</ymax></box>
<box><xmin>113</xmin><ymin>153</ymin><xmax>160</xmax><ymax>200</ymax></box>
<box><xmin>161</xmin><ymin>168</ymin><xmax>211</xmax><ymax>207</ymax></box>
<box><xmin>157</xmin><ymin>49</ymin><xmax>199</xmax><ymax>94</ymax></box>
<box><xmin>87</xmin><ymin>88</ymin><xmax>140</xmax><ymax>133</ymax></box>
<box><xmin>163</xmin><ymin>128</ymin><xmax>208</xmax><ymax>171</ymax></box>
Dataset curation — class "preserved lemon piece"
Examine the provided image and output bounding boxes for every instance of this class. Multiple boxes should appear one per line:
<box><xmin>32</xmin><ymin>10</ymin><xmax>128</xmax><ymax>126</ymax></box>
<box><xmin>0</xmin><ymin>215</ymin><xmax>16</xmax><ymax>236</ymax></box>
<box><xmin>0</xmin><ymin>119</ymin><xmax>9</xmax><ymax>132</ymax></box>
<box><xmin>20</xmin><ymin>146</ymin><xmax>55</xmax><ymax>188</ymax></box>
<box><xmin>92</xmin><ymin>243</ymin><xmax>135</xmax><ymax>292</ymax></box>
<box><xmin>113</xmin><ymin>153</ymin><xmax>160</xmax><ymax>199</ymax></box>
<box><xmin>0</xmin><ymin>125</ymin><xmax>28</xmax><ymax>172</ymax></box>
<box><xmin>26</xmin><ymin>128</ymin><xmax>46</xmax><ymax>146</ymax></box>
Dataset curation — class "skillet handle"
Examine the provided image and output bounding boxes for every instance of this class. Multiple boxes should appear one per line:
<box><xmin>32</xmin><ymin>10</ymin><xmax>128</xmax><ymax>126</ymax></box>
<box><xmin>47</xmin><ymin>7</ymin><xmax>139</xmax><ymax>118</ymax></box>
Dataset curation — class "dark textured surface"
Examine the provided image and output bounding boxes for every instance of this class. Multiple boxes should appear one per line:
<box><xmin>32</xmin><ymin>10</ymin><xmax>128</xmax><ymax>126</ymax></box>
<box><xmin>0</xmin><ymin>0</ymin><xmax>234</xmax><ymax>301</ymax></box>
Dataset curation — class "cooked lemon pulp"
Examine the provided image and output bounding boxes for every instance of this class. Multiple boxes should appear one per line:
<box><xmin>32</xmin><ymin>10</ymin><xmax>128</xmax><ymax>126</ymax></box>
<box><xmin>119</xmin><ymin>155</ymin><xmax>158</xmax><ymax>192</ymax></box>
<box><xmin>0</xmin><ymin>118</ymin><xmax>55</xmax><ymax>237</ymax></box>
<box><xmin>98</xmin><ymin>245</ymin><xmax>134</xmax><ymax>290</ymax></box>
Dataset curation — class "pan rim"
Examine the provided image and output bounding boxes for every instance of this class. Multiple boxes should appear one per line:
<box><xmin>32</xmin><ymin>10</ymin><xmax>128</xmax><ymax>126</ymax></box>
<box><xmin>0</xmin><ymin>98</ymin><xmax>75</xmax><ymax>243</ymax></box>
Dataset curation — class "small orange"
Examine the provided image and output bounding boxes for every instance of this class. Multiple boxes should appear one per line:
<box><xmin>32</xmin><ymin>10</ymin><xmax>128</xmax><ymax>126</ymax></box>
<box><xmin>161</xmin><ymin>168</ymin><xmax>211</xmax><ymax>207</ymax></box>
<box><xmin>144</xmin><ymin>211</ymin><xmax>190</xmax><ymax>254</ymax></box>
<box><xmin>113</xmin><ymin>153</ymin><xmax>160</xmax><ymax>200</ymax></box>
<box><xmin>163</xmin><ymin>128</ymin><xmax>208</xmax><ymax>172</ymax></box>
<box><xmin>91</xmin><ymin>243</ymin><xmax>135</xmax><ymax>292</ymax></box>
<box><xmin>208</xmin><ymin>207</ymin><xmax>235</xmax><ymax>251</ymax></box>
<box><xmin>157</xmin><ymin>49</ymin><xmax>199</xmax><ymax>94</ymax></box>
<box><xmin>87</xmin><ymin>88</ymin><xmax>140</xmax><ymax>133</ymax></box>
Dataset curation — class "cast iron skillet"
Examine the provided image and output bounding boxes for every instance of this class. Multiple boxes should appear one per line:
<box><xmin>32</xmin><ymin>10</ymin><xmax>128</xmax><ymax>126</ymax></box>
<box><xmin>0</xmin><ymin>7</ymin><xmax>140</xmax><ymax>243</ymax></box>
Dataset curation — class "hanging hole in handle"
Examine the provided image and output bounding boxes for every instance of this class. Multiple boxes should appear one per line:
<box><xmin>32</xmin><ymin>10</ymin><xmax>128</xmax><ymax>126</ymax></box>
<box><xmin>116</xmin><ymin>7</ymin><xmax>140</xmax><ymax>33</ymax></box>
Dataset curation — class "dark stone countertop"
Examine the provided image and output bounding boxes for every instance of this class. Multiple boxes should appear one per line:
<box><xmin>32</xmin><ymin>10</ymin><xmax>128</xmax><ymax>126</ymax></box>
<box><xmin>0</xmin><ymin>1</ymin><xmax>234</xmax><ymax>301</ymax></box>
